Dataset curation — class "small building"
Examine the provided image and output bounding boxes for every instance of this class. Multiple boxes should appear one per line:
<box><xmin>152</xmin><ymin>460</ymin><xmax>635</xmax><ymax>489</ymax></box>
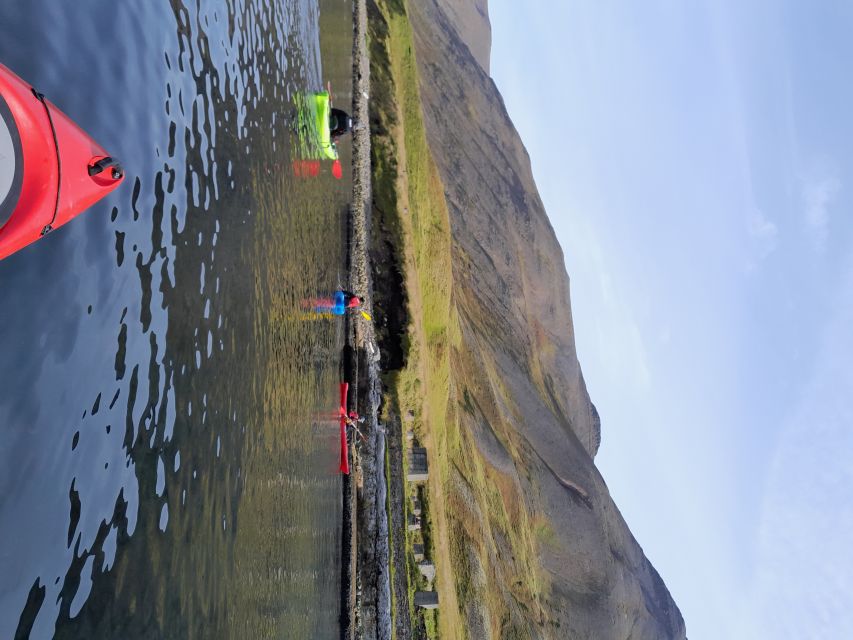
<box><xmin>413</xmin><ymin>544</ymin><xmax>425</xmax><ymax>562</ymax></box>
<box><xmin>414</xmin><ymin>591</ymin><xmax>439</xmax><ymax>609</ymax></box>
<box><xmin>407</xmin><ymin>447</ymin><xmax>429</xmax><ymax>482</ymax></box>
<box><xmin>407</xmin><ymin>514</ymin><xmax>421</xmax><ymax>531</ymax></box>
<box><xmin>417</xmin><ymin>562</ymin><xmax>436</xmax><ymax>583</ymax></box>
<box><xmin>411</xmin><ymin>496</ymin><xmax>422</xmax><ymax>515</ymax></box>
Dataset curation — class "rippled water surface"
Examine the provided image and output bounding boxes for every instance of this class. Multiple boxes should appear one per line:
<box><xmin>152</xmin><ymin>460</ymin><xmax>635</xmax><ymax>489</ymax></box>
<box><xmin>0</xmin><ymin>0</ymin><xmax>352</xmax><ymax>637</ymax></box>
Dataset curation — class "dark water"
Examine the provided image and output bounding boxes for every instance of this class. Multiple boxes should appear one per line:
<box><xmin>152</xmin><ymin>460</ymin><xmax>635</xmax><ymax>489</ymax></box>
<box><xmin>0</xmin><ymin>1</ymin><xmax>352</xmax><ymax>637</ymax></box>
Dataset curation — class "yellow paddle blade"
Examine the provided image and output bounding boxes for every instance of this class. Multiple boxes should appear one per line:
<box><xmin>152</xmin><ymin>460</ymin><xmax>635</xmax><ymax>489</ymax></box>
<box><xmin>360</xmin><ymin>310</ymin><xmax>372</xmax><ymax>321</ymax></box>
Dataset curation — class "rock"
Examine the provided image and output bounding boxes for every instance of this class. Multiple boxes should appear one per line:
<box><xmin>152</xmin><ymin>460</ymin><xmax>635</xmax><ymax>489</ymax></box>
<box><xmin>417</xmin><ymin>562</ymin><xmax>436</xmax><ymax>583</ymax></box>
<box><xmin>414</xmin><ymin>591</ymin><xmax>439</xmax><ymax>610</ymax></box>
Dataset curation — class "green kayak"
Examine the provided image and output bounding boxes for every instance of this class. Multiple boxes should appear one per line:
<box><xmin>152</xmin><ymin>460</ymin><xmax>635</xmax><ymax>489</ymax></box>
<box><xmin>295</xmin><ymin>90</ymin><xmax>338</xmax><ymax>161</ymax></box>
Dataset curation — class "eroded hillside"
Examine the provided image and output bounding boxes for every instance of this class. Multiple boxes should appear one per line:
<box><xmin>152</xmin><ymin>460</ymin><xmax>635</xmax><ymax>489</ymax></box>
<box><xmin>368</xmin><ymin>0</ymin><xmax>686</xmax><ymax>637</ymax></box>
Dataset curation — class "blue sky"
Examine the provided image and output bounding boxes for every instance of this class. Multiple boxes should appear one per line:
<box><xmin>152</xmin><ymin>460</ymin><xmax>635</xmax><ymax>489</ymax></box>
<box><xmin>489</xmin><ymin>1</ymin><xmax>853</xmax><ymax>638</ymax></box>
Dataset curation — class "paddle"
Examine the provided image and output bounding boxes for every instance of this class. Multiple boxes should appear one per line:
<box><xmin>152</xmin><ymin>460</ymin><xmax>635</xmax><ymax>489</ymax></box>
<box><xmin>360</xmin><ymin>310</ymin><xmax>372</xmax><ymax>321</ymax></box>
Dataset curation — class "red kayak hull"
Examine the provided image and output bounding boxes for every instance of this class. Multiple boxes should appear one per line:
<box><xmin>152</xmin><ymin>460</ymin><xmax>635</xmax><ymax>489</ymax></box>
<box><xmin>339</xmin><ymin>382</ymin><xmax>350</xmax><ymax>475</ymax></box>
<box><xmin>0</xmin><ymin>63</ymin><xmax>124</xmax><ymax>261</ymax></box>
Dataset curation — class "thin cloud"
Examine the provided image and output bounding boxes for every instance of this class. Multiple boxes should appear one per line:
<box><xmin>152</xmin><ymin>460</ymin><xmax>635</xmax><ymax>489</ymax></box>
<box><xmin>802</xmin><ymin>172</ymin><xmax>841</xmax><ymax>252</ymax></box>
<box><xmin>735</xmin><ymin>260</ymin><xmax>853</xmax><ymax>639</ymax></box>
<box><xmin>747</xmin><ymin>207</ymin><xmax>779</xmax><ymax>261</ymax></box>
<box><xmin>572</xmin><ymin>216</ymin><xmax>653</xmax><ymax>393</ymax></box>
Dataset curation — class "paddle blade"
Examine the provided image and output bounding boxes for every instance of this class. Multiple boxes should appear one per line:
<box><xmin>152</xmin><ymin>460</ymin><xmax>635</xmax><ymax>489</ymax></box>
<box><xmin>360</xmin><ymin>310</ymin><xmax>372</xmax><ymax>321</ymax></box>
<box><xmin>332</xmin><ymin>160</ymin><xmax>343</xmax><ymax>180</ymax></box>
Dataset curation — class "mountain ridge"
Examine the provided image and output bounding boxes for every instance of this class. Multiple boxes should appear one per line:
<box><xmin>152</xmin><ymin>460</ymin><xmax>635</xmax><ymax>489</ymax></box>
<box><xmin>404</xmin><ymin>0</ymin><xmax>687</xmax><ymax>637</ymax></box>
<box><xmin>434</xmin><ymin>0</ymin><xmax>491</xmax><ymax>73</ymax></box>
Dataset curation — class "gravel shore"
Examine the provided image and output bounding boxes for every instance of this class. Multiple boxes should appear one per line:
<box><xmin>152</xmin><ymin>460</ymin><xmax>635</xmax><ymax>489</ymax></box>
<box><xmin>341</xmin><ymin>0</ymin><xmax>392</xmax><ymax>638</ymax></box>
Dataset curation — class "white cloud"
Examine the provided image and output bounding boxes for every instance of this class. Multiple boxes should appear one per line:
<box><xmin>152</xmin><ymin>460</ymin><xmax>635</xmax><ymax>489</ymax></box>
<box><xmin>747</xmin><ymin>207</ymin><xmax>779</xmax><ymax>261</ymax></box>
<box><xmin>801</xmin><ymin>172</ymin><xmax>841</xmax><ymax>251</ymax></box>
<box><xmin>567</xmin><ymin>215</ymin><xmax>653</xmax><ymax>394</ymax></box>
<box><xmin>734</xmin><ymin>260</ymin><xmax>853</xmax><ymax>639</ymax></box>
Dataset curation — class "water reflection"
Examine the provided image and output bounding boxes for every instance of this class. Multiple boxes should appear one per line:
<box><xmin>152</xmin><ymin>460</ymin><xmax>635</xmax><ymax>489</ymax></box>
<box><xmin>0</xmin><ymin>0</ymin><xmax>352</xmax><ymax>638</ymax></box>
<box><xmin>303</xmin><ymin>289</ymin><xmax>364</xmax><ymax>315</ymax></box>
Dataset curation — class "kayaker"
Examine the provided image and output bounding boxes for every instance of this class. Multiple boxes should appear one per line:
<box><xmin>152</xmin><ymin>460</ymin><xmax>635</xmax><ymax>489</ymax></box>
<box><xmin>304</xmin><ymin>290</ymin><xmax>363</xmax><ymax>315</ymax></box>
<box><xmin>344</xmin><ymin>412</ymin><xmax>366</xmax><ymax>443</ymax></box>
<box><xmin>329</xmin><ymin>108</ymin><xmax>353</xmax><ymax>140</ymax></box>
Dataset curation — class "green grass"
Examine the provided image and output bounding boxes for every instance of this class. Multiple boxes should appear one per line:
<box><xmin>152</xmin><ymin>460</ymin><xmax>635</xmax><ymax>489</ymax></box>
<box><xmin>368</xmin><ymin>0</ymin><xmax>552</xmax><ymax>637</ymax></box>
<box><xmin>368</xmin><ymin>0</ymin><xmax>457</xmax><ymax>635</ymax></box>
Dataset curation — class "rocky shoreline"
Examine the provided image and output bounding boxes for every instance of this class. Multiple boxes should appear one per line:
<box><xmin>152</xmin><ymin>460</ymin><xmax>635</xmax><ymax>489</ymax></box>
<box><xmin>341</xmin><ymin>0</ymin><xmax>393</xmax><ymax>638</ymax></box>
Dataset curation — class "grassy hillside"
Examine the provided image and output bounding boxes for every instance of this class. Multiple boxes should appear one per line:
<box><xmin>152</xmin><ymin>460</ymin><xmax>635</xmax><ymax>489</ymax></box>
<box><xmin>368</xmin><ymin>0</ymin><xmax>460</xmax><ymax>636</ymax></box>
<box><xmin>368</xmin><ymin>0</ymin><xmax>547</xmax><ymax>636</ymax></box>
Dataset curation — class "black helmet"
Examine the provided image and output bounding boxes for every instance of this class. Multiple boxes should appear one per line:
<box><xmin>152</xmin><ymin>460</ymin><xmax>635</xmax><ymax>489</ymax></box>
<box><xmin>330</xmin><ymin>108</ymin><xmax>353</xmax><ymax>137</ymax></box>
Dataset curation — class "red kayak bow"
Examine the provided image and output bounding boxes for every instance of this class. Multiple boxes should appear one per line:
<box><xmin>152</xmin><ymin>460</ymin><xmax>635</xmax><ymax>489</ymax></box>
<box><xmin>0</xmin><ymin>63</ymin><xmax>124</xmax><ymax>261</ymax></box>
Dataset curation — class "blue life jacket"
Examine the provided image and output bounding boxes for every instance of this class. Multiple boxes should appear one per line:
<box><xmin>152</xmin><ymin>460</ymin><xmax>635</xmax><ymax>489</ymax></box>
<box><xmin>332</xmin><ymin>290</ymin><xmax>346</xmax><ymax>315</ymax></box>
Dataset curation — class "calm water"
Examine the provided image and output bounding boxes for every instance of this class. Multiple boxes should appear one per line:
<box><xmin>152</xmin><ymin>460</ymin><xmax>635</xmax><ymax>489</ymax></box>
<box><xmin>0</xmin><ymin>0</ymin><xmax>352</xmax><ymax>637</ymax></box>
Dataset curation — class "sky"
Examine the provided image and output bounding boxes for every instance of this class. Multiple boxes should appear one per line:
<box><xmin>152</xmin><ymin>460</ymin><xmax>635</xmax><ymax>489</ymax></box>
<box><xmin>489</xmin><ymin>1</ymin><xmax>853</xmax><ymax>638</ymax></box>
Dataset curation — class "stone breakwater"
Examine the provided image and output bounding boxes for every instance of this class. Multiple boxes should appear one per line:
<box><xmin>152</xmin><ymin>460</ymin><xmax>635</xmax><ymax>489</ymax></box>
<box><xmin>341</xmin><ymin>0</ymin><xmax>392</xmax><ymax>639</ymax></box>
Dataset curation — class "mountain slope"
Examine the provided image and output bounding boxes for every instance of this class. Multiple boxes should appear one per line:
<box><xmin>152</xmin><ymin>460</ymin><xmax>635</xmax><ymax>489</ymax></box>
<box><xmin>433</xmin><ymin>0</ymin><xmax>491</xmax><ymax>73</ymax></box>
<box><xmin>408</xmin><ymin>0</ymin><xmax>685</xmax><ymax>639</ymax></box>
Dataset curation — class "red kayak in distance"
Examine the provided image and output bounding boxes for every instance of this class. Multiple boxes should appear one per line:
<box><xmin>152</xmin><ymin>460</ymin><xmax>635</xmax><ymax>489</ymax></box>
<box><xmin>339</xmin><ymin>382</ymin><xmax>350</xmax><ymax>475</ymax></box>
<box><xmin>0</xmin><ymin>63</ymin><xmax>124</xmax><ymax>261</ymax></box>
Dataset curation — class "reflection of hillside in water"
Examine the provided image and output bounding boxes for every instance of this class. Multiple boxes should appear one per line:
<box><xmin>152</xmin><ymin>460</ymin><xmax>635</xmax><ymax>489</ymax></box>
<box><xmin>2</xmin><ymin>0</ymin><xmax>351</xmax><ymax>638</ymax></box>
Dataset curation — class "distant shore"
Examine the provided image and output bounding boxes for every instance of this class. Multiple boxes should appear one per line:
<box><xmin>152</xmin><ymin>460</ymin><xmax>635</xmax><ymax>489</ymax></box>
<box><xmin>341</xmin><ymin>0</ymin><xmax>391</xmax><ymax>637</ymax></box>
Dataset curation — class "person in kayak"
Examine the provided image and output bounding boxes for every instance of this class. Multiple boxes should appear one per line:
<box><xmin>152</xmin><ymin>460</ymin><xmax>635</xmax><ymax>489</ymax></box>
<box><xmin>304</xmin><ymin>290</ymin><xmax>363</xmax><ymax>315</ymax></box>
<box><xmin>328</xmin><ymin>108</ymin><xmax>353</xmax><ymax>181</ymax></box>
<box><xmin>343</xmin><ymin>412</ymin><xmax>366</xmax><ymax>443</ymax></box>
<box><xmin>329</xmin><ymin>108</ymin><xmax>353</xmax><ymax>141</ymax></box>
